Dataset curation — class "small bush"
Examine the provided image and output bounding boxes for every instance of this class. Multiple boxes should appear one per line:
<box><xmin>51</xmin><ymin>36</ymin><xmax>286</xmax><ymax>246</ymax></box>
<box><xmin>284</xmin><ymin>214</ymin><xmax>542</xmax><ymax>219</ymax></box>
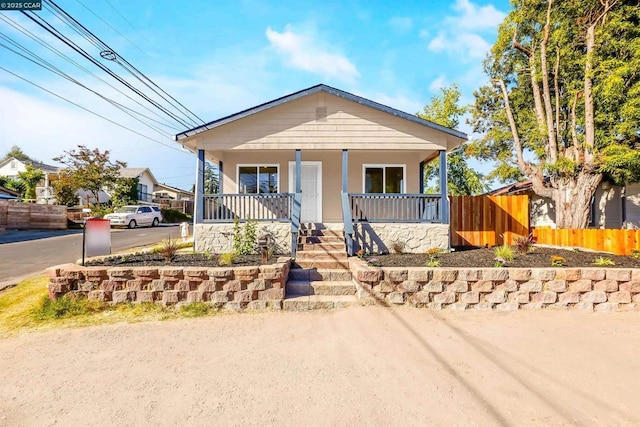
<box><xmin>494</xmin><ymin>257</ymin><xmax>507</xmax><ymax>268</ymax></box>
<box><xmin>632</xmin><ymin>249</ymin><xmax>640</xmax><ymax>260</ymax></box>
<box><xmin>161</xmin><ymin>208</ymin><xmax>189</xmax><ymax>223</ymax></box>
<box><xmin>233</xmin><ymin>217</ymin><xmax>258</xmax><ymax>255</ymax></box>
<box><xmin>366</xmin><ymin>257</ymin><xmax>381</xmax><ymax>267</ymax></box>
<box><xmin>493</xmin><ymin>245</ymin><xmax>515</xmax><ymax>263</ymax></box>
<box><xmin>356</xmin><ymin>249</ymin><xmax>366</xmax><ymax>259</ymax></box>
<box><xmin>391</xmin><ymin>241</ymin><xmax>405</xmax><ymax>254</ymax></box>
<box><xmin>593</xmin><ymin>256</ymin><xmax>615</xmax><ymax>266</ymax></box>
<box><xmin>218</xmin><ymin>252</ymin><xmax>237</xmax><ymax>266</ymax></box>
<box><xmin>425</xmin><ymin>258</ymin><xmax>441</xmax><ymax>267</ymax></box>
<box><xmin>550</xmin><ymin>255</ymin><xmax>566</xmax><ymax>267</ymax></box>
<box><xmin>514</xmin><ymin>233</ymin><xmax>536</xmax><ymax>254</ymax></box>
<box><xmin>92</xmin><ymin>204</ymin><xmax>113</xmax><ymax>219</ymax></box>
<box><xmin>158</xmin><ymin>238</ymin><xmax>178</xmax><ymax>262</ymax></box>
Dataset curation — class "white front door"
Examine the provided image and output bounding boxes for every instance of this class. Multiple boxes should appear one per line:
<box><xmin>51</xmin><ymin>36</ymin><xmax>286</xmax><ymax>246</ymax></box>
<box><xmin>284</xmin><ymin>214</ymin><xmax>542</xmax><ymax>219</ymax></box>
<box><xmin>289</xmin><ymin>161</ymin><xmax>322</xmax><ymax>223</ymax></box>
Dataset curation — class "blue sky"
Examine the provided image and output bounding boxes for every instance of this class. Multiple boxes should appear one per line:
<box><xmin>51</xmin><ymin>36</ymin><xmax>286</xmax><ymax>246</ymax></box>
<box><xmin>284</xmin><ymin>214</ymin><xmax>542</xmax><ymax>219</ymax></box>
<box><xmin>0</xmin><ymin>0</ymin><xmax>510</xmax><ymax>190</ymax></box>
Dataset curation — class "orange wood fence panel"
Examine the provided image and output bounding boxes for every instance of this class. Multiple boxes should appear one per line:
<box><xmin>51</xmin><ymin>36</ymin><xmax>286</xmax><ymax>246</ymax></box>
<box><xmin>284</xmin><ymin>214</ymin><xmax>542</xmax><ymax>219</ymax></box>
<box><xmin>532</xmin><ymin>227</ymin><xmax>640</xmax><ymax>255</ymax></box>
<box><xmin>450</xmin><ymin>195</ymin><xmax>529</xmax><ymax>247</ymax></box>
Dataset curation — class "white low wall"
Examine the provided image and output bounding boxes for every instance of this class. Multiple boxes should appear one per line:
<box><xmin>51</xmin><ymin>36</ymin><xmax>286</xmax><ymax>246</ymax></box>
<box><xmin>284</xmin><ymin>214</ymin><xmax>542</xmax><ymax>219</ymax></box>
<box><xmin>195</xmin><ymin>223</ymin><xmax>292</xmax><ymax>254</ymax></box>
<box><xmin>353</xmin><ymin>223</ymin><xmax>449</xmax><ymax>254</ymax></box>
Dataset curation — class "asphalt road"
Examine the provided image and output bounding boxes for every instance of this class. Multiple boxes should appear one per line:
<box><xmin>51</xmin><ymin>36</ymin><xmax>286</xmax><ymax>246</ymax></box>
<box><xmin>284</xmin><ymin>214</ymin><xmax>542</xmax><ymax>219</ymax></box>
<box><xmin>0</xmin><ymin>224</ymin><xmax>182</xmax><ymax>287</ymax></box>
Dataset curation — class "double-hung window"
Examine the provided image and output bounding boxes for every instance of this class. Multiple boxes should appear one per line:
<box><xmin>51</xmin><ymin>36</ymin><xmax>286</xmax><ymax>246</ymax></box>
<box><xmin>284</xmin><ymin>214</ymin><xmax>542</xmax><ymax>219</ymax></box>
<box><xmin>238</xmin><ymin>165</ymin><xmax>279</xmax><ymax>194</ymax></box>
<box><xmin>363</xmin><ymin>164</ymin><xmax>405</xmax><ymax>193</ymax></box>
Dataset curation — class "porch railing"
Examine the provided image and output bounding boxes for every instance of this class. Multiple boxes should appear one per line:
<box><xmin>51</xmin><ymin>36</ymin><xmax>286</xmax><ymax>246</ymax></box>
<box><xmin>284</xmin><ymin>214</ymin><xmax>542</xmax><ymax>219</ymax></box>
<box><xmin>349</xmin><ymin>194</ymin><xmax>442</xmax><ymax>223</ymax></box>
<box><xmin>203</xmin><ymin>193</ymin><xmax>294</xmax><ymax>222</ymax></box>
<box><xmin>341</xmin><ymin>192</ymin><xmax>354</xmax><ymax>255</ymax></box>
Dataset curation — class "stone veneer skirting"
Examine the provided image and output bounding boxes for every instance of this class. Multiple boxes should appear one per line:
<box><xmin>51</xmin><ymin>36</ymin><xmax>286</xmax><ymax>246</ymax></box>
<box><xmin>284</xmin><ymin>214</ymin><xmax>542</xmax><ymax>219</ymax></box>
<box><xmin>353</xmin><ymin>223</ymin><xmax>449</xmax><ymax>254</ymax></box>
<box><xmin>46</xmin><ymin>261</ymin><xmax>291</xmax><ymax>310</ymax></box>
<box><xmin>349</xmin><ymin>259</ymin><xmax>640</xmax><ymax>312</ymax></box>
<box><xmin>195</xmin><ymin>223</ymin><xmax>291</xmax><ymax>254</ymax></box>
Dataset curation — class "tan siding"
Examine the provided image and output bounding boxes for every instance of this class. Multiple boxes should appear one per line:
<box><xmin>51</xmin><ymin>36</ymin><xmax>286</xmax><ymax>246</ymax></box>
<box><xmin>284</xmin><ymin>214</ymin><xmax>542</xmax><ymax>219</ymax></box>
<box><xmin>197</xmin><ymin>92</ymin><xmax>449</xmax><ymax>151</ymax></box>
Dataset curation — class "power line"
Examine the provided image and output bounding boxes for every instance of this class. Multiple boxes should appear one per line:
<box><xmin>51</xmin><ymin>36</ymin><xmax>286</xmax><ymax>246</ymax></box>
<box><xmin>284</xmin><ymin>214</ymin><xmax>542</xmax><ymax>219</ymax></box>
<box><xmin>0</xmin><ymin>14</ymin><xmax>180</xmax><ymax>131</ymax></box>
<box><xmin>47</xmin><ymin>0</ymin><xmax>206</xmax><ymax>128</ymax></box>
<box><xmin>0</xmin><ymin>65</ymin><xmax>185</xmax><ymax>153</ymax></box>
<box><xmin>104</xmin><ymin>0</ymin><xmax>154</xmax><ymax>47</ymax></box>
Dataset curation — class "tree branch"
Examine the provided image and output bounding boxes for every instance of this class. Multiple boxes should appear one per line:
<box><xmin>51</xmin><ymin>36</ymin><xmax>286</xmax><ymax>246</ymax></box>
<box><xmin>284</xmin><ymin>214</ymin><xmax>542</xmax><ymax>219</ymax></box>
<box><xmin>540</xmin><ymin>0</ymin><xmax>558</xmax><ymax>163</ymax></box>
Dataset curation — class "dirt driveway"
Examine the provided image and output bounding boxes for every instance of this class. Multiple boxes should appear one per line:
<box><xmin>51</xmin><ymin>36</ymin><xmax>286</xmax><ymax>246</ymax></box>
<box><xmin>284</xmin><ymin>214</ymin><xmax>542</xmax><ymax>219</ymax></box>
<box><xmin>1</xmin><ymin>306</ymin><xmax>639</xmax><ymax>426</ymax></box>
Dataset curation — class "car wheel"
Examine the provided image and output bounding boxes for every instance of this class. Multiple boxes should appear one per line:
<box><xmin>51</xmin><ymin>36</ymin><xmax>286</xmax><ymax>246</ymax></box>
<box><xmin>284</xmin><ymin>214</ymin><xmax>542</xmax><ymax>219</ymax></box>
<box><xmin>152</xmin><ymin>218</ymin><xmax>159</xmax><ymax>227</ymax></box>
<box><xmin>128</xmin><ymin>220</ymin><xmax>137</xmax><ymax>229</ymax></box>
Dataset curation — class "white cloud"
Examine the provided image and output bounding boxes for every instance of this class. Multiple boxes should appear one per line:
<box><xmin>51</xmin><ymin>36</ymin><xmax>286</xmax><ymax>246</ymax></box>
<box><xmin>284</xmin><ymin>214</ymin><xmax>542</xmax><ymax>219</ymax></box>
<box><xmin>424</xmin><ymin>0</ymin><xmax>505</xmax><ymax>61</ymax></box>
<box><xmin>428</xmin><ymin>75</ymin><xmax>450</xmax><ymax>93</ymax></box>
<box><xmin>451</xmin><ymin>0</ymin><xmax>506</xmax><ymax>30</ymax></box>
<box><xmin>389</xmin><ymin>17</ymin><xmax>413</xmax><ymax>33</ymax></box>
<box><xmin>265</xmin><ymin>25</ymin><xmax>359</xmax><ymax>84</ymax></box>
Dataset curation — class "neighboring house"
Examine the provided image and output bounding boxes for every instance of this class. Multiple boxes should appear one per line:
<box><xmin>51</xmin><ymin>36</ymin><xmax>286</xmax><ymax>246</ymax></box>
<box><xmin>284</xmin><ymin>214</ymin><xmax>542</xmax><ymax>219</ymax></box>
<box><xmin>174</xmin><ymin>84</ymin><xmax>467</xmax><ymax>255</ymax></box>
<box><xmin>153</xmin><ymin>183</ymin><xmax>194</xmax><ymax>201</ymax></box>
<box><xmin>0</xmin><ymin>157</ymin><xmax>60</xmax><ymax>204</ymax></box>
<box><xmin>77</xmin><ymin>167</ymin><xmax>159</xmax><ymax>206</ymax></box>
<box><xmin>489</xmin><ymin>180</ymin><xmax>640</xmax><ymax>229</ymax></box>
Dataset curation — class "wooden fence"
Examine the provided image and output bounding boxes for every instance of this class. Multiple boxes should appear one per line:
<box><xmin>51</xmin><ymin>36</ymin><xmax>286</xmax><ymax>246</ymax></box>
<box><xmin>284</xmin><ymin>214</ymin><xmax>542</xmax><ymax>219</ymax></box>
<box><xmin>450</xmin><ymin>195</ymin><xmax>529</xmax><ymax>247</ymax></box>
<box><xmin>0</xmin><ymin>201</ymin><xmax>67</xmax><ymax>230</ymax></box>
<box><xmin>532</xmin><ymin>227</ymin><xmax>640</xmax><ymax>255</ymax></box>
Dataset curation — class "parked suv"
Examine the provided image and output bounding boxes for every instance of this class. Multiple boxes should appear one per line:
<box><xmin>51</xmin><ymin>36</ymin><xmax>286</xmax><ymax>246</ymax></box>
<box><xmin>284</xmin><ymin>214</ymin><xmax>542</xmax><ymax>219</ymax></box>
<box><xmin>104</xmin><ymin>205</ymin><xmax>163</xmax><ymax>228</ymax></box>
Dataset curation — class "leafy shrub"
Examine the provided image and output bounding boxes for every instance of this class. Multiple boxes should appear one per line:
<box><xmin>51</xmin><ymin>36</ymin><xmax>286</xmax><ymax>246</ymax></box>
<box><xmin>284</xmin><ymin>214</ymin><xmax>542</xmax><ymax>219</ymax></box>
<box><xmin>514</xmin><ymin>233</ymin><xmax>536</xmax><ymax>254</ymax></box>
<box><xmin>180</xmin><ymin>302</ymin><xmax>215</xmax><ymax>318</ymax></box>
<box><xmin>632</xmin><ymin>249</ymin><xmax>640</xmax><ymax>260</ymax></box>
<box><xmin>233</xmin><ymin>217</ymin><xmax>258</xmax><ymax>255</ymax></box>
<box><xmin>494</xmin><ymin>257</ymin><xmax>507</xmax><ymax>268</ymax></box>
<box><xmin>425</xmin><ymin>258</ymin><xmax>441</xmax><ymax>267</ymax></box>
<box><xmin>218</xmin><ymin>252</ymin><xmax>237</xmax><ymax>266</ymax></box>
<box><xmin>356</xmin><ymin>249</ymin><xmax>366</xmax><ymax>259</ymax></box>
<box><xmin>550</xmin><ymin>255</ymin><xmax>566</xmax><ymax>267</ymax></box>
<box><xmin>493</xmin><ymin>245</ymin><xmax>515</xmax><ymax>263</ymax></box>
<box><xmin>161</xmin><ymin>208</ymin><xmax>189</xmax><ymax>223</ymax></box>
<box><xmin>92</xmin><ymin>204</ymin><xmax>113</xmax><ymax>218</ymax></box>
<box><xmin>593</xmin><ymin>256</ymin><xmax>615</xmax><ymax>266</ymax></box>
<box><xmin>366</xmin><ymin>257</ymin><xmax>381</xmax><ymax>267</ymax></box>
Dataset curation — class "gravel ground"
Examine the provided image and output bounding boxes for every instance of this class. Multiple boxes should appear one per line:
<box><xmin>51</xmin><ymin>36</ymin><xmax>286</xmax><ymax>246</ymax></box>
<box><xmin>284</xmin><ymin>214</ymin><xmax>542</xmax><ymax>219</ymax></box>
<box><xmin>1</xmin><ymin>306</ymin><xmax>640</xmax><ymax>426</ymax></box>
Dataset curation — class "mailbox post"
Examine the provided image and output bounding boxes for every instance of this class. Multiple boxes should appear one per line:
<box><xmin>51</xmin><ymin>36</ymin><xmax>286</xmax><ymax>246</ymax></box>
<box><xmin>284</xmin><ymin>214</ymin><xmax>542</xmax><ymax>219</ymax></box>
<box><xmin>257</xmin><ymin>234</ymin><xmax>270</xmax><ymax>264</ymax></box>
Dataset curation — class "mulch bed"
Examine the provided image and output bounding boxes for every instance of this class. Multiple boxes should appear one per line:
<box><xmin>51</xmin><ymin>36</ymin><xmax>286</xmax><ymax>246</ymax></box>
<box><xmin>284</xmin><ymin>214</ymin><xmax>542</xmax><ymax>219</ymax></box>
<box><xmin>368</xmin><ymin>247</ymin><xmax>640</xmax><ymax>269</ymax></box>
<box><xmin>84</xmin><ymin>253</ymin><xmax>280</xmax><ymax>268</ymax></box>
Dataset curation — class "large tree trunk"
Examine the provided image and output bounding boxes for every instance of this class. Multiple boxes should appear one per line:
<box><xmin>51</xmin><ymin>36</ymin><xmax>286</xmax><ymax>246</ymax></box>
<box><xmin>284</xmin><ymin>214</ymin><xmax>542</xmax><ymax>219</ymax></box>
<box><xmin>553</xmin><ymin>173</ymin><xmax>603</xmax><ymax>228</ymax></box>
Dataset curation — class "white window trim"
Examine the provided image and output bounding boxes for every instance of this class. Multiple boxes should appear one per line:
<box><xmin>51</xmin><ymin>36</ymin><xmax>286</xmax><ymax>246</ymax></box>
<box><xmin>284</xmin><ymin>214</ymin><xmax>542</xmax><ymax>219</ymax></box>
<box><xmin>236</xmin><ymin>164</ymin><xmax>280</xmax><ymax>193</ymax></box>
<box><xmin>362</xmin><ymin>164</ymin><xmax>406</xmax><ymax>194</ymax></box>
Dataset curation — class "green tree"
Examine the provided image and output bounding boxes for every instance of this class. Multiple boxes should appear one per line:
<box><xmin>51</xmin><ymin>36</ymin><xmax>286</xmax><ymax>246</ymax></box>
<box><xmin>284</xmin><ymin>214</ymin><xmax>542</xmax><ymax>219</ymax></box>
<box><xmin>417</xmin><ymin>85</ymin><xmax>487</xmax><ymax>195</ymax></box>
<box><xmin>1</xmin><ymin>145</ymin><xmax>34</xmax><ymax>163</ymax></box>
<box><xmin>17</xmin><ymin>164</ymin><xmax>44</xmax><ymax>200</ymax></box>
<box><xmin>53</xmin><ymin>145</ymin><xmax>126</xmax><ymax>206</ymax></box>
<box><xmin>0</xmin><ymin>177</ymin><xmax>25</xmax><ymax>195</ymax></box>
<box><xmin>470</xmin><ymin>0</ymin><xmax>640</xmax><ymax>228</ymax></box>
<box><xmin>52</xmin><ymin>170</ymin><xmax>79</xmax><ymax>207</ymax></box>
<box><xmin>111</xmin><ymin>177</ymin><xmax>139</xmax><ymax>208</ymax></box>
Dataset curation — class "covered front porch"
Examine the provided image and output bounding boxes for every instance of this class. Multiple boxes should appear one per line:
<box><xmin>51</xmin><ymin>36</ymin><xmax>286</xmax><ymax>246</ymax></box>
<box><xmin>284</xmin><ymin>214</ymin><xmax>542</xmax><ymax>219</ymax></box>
<box><xmin>191</xmin><ymin>147</ymin><xmax>450</xmax><ymax>256</ymax></box>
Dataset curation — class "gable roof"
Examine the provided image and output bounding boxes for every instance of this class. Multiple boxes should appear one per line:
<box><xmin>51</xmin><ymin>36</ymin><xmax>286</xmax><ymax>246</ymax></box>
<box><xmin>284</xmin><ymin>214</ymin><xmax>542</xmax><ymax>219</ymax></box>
<box><xmin>0</xmin><ymin>185</ymin><xmax>20</xmax><ymax>197</ymax></box>
<box><xmin>0</xmin><ymin>157</ymin><xmax>60</xmax><ymax>173</ymax></box>
<box><xmin>119</xmin><ymin>167</ymin><xmax>158</xmax><ymax>185</ymax></box>
<box><xmin>154</xmin><ymin>182</ymin><xmax>193</xmax><ymax>195</ymax></box>
<box><xmin>175</xmin><ymin>84</ymin><xmax>468</xmax><ymax>141</ymax></box>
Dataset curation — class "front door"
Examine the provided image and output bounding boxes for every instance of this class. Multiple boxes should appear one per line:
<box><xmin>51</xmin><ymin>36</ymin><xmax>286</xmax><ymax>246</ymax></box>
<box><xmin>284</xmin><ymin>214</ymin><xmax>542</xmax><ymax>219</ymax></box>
<box><xmin>289</xmin><ymin>161</ymin><xmax>322</xmax><ymax>223</ymax></box>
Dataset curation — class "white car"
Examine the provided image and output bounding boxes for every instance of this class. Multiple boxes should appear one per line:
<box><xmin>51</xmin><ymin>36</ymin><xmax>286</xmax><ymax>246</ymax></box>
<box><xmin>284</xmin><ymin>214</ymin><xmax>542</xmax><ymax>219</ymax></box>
<box><xmin>104</xmin><ymin>205</ymin><xmax>163</xmax><ymax>229</ymax></box>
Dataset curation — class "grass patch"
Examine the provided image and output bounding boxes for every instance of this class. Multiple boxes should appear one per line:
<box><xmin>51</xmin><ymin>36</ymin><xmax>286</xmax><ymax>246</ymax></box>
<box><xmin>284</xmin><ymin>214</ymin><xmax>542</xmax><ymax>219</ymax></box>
<box><xmin>0</xmin><ymin>276</ymin><xmax>220</xmax><ymax>337</ymax></box>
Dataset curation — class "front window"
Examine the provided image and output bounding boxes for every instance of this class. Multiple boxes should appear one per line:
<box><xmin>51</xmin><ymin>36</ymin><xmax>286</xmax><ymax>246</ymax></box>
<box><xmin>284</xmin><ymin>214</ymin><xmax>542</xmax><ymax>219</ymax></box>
<box><xmin>137</xmin><ymin>184</ymin><xmax>148</xmax><ymax>201</ymax></box>
<box><xmin>238</xmin><ymin>165</ymin><xmax>279</xmax><ymax>194</ymax></box>
<box><xmin>364</xmin><ymin>165</ymin><xmax>405</xmax><ymax>193</ymax></box>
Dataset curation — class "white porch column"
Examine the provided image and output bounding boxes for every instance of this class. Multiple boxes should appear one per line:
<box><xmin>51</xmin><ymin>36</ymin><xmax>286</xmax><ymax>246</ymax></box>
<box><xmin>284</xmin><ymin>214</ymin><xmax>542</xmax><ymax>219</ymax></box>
<box><xmin>439</xmin><ymin>150</ymin><xmax>449</xmax><ymax>224</ymax></box>
<box><xmin>194</xmin><ymin>149</ymin><xmax>205</xmax><ymax>225</ymax></box>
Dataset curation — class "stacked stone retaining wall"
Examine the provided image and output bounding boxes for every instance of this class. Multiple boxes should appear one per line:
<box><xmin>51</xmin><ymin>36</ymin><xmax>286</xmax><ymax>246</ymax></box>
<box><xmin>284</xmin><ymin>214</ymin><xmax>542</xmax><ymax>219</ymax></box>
<box><xmin>46</xmin><ymin>261</ymin><xmax>291</xmax><ymax>310</ymax></box>
<box><xmin>350</xmin><ymin>259</ymin><xmax>640</xmax><ymax>312</ymax></box>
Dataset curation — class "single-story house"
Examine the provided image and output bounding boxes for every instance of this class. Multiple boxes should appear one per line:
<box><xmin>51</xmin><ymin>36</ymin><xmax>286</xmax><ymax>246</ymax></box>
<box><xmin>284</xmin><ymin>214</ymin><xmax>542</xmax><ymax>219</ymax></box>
<box><xmin>0</xmin><ymin>157</ymin><xmax>60</xmax><ymax>204</ymax></box>
<box><xmin>175</xmin><ymin>84</ymin><xmax>467</xmax><ymax>255</ymax></box>
<box><xmin>489</xmin><ymin>180</ymin><xmax>640</xmax><ymax>229</ymax></box>
<box><xmin>153</xmin><ymin>183</ymin><xmax>194</xmax><ymax>201</ymax></box>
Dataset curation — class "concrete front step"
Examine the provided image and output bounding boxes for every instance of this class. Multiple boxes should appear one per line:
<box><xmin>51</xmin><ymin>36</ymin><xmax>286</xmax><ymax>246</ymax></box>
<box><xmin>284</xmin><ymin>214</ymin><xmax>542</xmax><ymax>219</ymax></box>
<box><xmin>294</xmin><ymin>259</ymin><xmax>350</xmax><ymax>269</ymax></box>
<box><xmin>300</xmin><ymin>228</ymin><xmax>343</xmax><ymax>236</ymax></box>
<box><xmin>295</xmin><ymin>250</ymin><xmax>347</xmax><ymax>260</ymax></box>
<box><xmin>288</xmin><ymin>280</ymin><xmax>356</xmax><ymax>296</ymax></box>
<box><xmin>301</xmin><ymin>243</ymin><xmax>346</xmax><ymax>251</ymax></box>
<box><xmin>283</xmin><ymin>295</ymin><xmax>357</xmax><ymax>311</ymax></box>
<box><xmin>289</xmin><ymin>268</ymin><xmax>352</xmax><ymax>281</ymax></box>
<box><xmin>303</xmin><ymin>235</ymin><xmax>344</xmax><ymax>244</ymax></box>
